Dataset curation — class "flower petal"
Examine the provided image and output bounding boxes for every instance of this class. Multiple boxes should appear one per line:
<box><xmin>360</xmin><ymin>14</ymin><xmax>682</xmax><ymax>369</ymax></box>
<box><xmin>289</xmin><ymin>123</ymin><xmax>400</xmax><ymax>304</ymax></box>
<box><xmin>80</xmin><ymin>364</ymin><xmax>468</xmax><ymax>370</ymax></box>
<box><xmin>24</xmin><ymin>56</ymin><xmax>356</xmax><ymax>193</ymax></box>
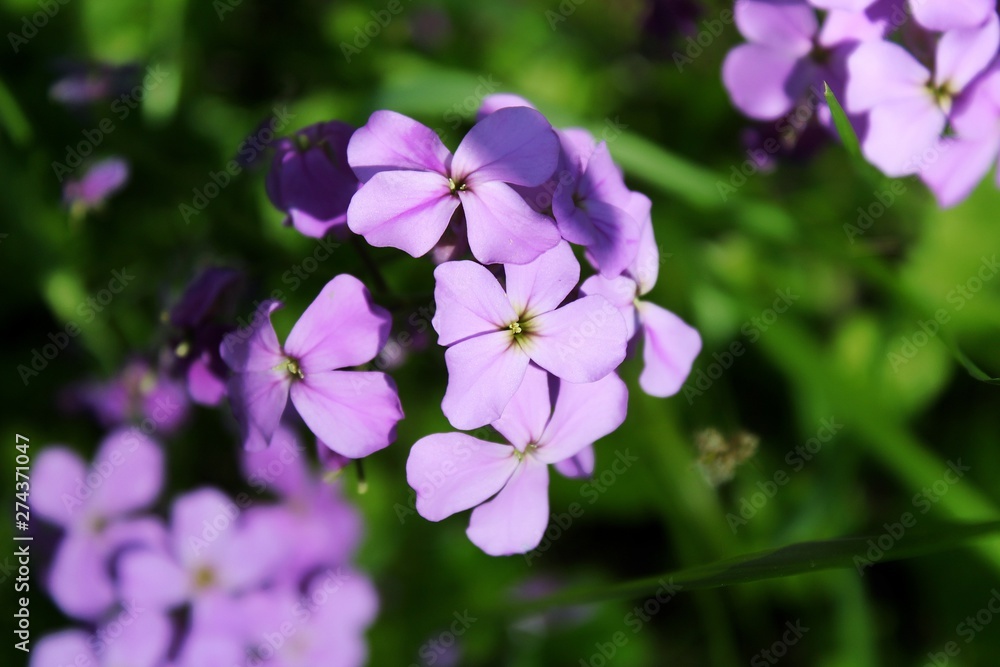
<box><xmin>637</xmin><ymin>301</ymin><xmax>703</xmax><ymax>397</ymax></box>
<box><xmin>580</xmin><ymin>199</ymin><xmax>641</xmax><ymax>278</ymax></box>
<box><xmin>32</xmin><ymin>446</ymin><xmax>86</xmax><ymax>528</ymax></box>
<box><xmin>48</xmin><ymin>534</ymin><xmax>116</xmax><ymax>619</ymax></box>
<box><xmin>406</xmin><ymin>432</ymin><xmax>519</xmax><ymax>521</ymax></box>
<box><xmin>432</xmin><ymin>260</ymin><xmax>516</xmax><ymax>346</ymax></box>
<box><xmin>117</xmin><ymin>548</ymin><xmax>190</xmax><ymax>610</ymax></box>
<box><xmin>442</xmin><ymin>331</ymin><xmax>531</xmax><ymax>429</ymax></box>
<box><xmin>31</xmin><ymin>631</ymin><xmax>94</xmax><ymax>667</ymax></box>
<box><xmin>722</xmin><ymin>44</ymin><xmax>804</xmax><ymax>120</ymax></box>
<box><xmin>935</xmin><ymin>14</ymin><xmax>1000</xmax><ymax>92</ymax></box>
<box><xmin>226</xmin><ymin>369</ymin><xmax>290</xmax><ymax>452</ymax></box>
<box><xmin>625</xmin><ymin>192</ymin><xmax>658</xmax><ymax>293</ymax></box>
<box><xmin>453</xmin><ymin>106</ymin><xmax>559</xmax><ymax>186</ymax></box>
<box><xmin>290</xmin><ymin>370</ymin><xmax>403</xmax><ymax>458</ymax></box>
<box><xmin>240</xmin><ymin>424</ymin><xmax>309</xmax><ymax>497</ymax></box>
<box><xmin>491</xmin><ymin>363</ymin><xmax>554</xmax><ymax>450</ymax></box>
<box><xmin>504</xmin><ymin>241</ymin><xmax>580</xmax><ymax>319</ymax></box>
<box><xmin>735</xmin><ymin>0</ymin><xmax>817</xmax><ymax>54</ymax></box>
<box><xmin>88</xmin><ymin>428</ymin><xmax>164</xmax><ymax>519</ymax></box>
<box><xmin>536</xmin><ymin>372</ymin><xmax>628</xmax><ymax>463</ymax></box>
<box><xmin>554</xmin><ymin>445</ymin><xmax>595</xmax><ymax>479</ymax></box>
<box><xmin>912</xmin><ymin>0</ymin><xmax>993</xmax><ymax>31</ymax></box>
<box><xmin>347</xmin><ymin>170</ymin><xmax>459</xmax><ymax>258</ymax></box>
<box><xmin>845</xmin><ymin>40</ymin><xmax>929</xmax><ymax>112</ymax></box>
<box><xmin>467</xmin><ymin>458</ymin><xmax>549</xmax><ymax>556</ymax></box>
<box><xmin>860</xmin><ymin>97</ymin><xmax>945</xmax><ymax>177</ymax></box>
<box><xmin>919</xmin><ymin>136</ymin><xmax>1000</xmax><ymax>208</ymax></box>
<box><xmin>219</xmin><ymin>300</ymin><xmax>285</xmax><ymax>373</ymax></box>
<box><xmin>523</xmin><ymin>295</ymin><xmax>627</xmax><ymax>383</ymax></box>
<box><xmin>103</xmin><ymin>612</ymin><xmax>173</xmax><ymax>667</ymax></box>
<box><xmin>347</xmin><ymin>110</ymin><xmax>452</xmax><ymax>182</ymax></box>
<box><xmin>285</xmin><ymin>274</ymin><xmax>392</xmax><ymax>372</ymax></box>
<box><xmin>580</xmin><ymin>274</ymin><xmax>639</xmax><ymax>340</ymax></box>
<box><xmin>462</xmin><ymin>180</ymin><xmax>561</xmax><ymax>265</ymax></box>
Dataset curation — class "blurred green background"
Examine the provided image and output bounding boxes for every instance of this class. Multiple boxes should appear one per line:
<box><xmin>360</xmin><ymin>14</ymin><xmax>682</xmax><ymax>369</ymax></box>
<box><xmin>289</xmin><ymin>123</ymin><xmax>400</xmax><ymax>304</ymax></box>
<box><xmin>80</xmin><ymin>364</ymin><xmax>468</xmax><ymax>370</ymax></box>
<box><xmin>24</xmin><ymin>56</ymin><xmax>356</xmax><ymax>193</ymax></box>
<box><xmin>3</xmin><ymin>0</ymin><xmax>1000</xmax><ymax>665</ymax></box>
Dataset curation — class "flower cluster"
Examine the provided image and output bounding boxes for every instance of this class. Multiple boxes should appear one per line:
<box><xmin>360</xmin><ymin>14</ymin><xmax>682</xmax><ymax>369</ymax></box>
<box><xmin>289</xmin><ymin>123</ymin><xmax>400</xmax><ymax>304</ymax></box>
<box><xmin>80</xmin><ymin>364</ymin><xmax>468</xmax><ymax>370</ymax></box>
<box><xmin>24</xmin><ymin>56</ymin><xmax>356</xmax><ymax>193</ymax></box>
<box><xmin>722</xmin><ymin>0</ymin><xmax>1000</xmax><ymax>207</ymax></box>
<box><xmin>31</xmin><ymin>427</ymin><xmax>376</xmax><ymax>667</ymax></box>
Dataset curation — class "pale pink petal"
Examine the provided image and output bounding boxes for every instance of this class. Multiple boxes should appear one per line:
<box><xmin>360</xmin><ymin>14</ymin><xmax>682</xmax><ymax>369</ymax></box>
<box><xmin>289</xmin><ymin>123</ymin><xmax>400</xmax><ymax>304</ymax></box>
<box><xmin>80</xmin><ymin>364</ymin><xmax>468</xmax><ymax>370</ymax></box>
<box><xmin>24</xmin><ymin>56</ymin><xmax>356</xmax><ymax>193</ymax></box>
<box><xmin>504</xmin><ymin>241</ymin><xmax>580</xmax><ymax>319</ymax></box>
<box><xmin>920</xmin><ymin>136</ymin><xmax>1000</xmax><ymax>207</ymax></box>
<box><xmin>347</xmin><ymin>170</ymin><xmax>458</xmax><ymax>258</ymax></box>
<box><xmin>285</xmin><ymin>274</ymin><xmax>392</xmax><ymax>372</ymax></box>
<box><xmin>554</xmin><ymin>446</ymin><xmax>595</xmax><ymax>479</ymax></box>
<box><xmin>453</xmin><ymin>106</ymin><xmax>559</xmax><ymax>186</ymax></box>
<box><xmin>637</xmin><ymin>301</ymin><xmax>703</xmax><ymax>397</ymax></box>
<box><xmin>432</xmin><ymin>260</ymin><xmax>516</xmax><ymax>346</ymax></box>
<box><xmin>406</xmin><ymin>432</ymin><xmax>519</xmax><ymax>521</ymax></box>
<box><xmin>912</xmin><ymin>0</ymin><xmax>993</xmax><ymax>31</ymax></box>
<box><xmin>861</xmin><ymin>97</ymin><xmax>946</xmax><ymax>176</ymax></box>
<box><xmin>580</xmin><ymin>274</ymin><xmax>639</xmax><ymax>340</ymax></box>
<box><xmin>491</xmin><ymin>363</ymin><xmax>553</xmax><ymax>449</ymax></box>
<box><xmin>117</xmin><ymin>549</ymin><xmax>190</xmax><ymax>610</ymax></box>
<box><xmin>88</xmin><ymin>428</ymin><xmax>163</xmax><ymax>518</ymax></box>
<box><xmin>442</xmin><ymin>331</ymin><xmax>531</xmax><ymax>429</ymax></box>
<box><xmin>290</xmin><ymin>370</ymin><xmax>403</xmax><ymax>458</ymax></box>
<box><xmin>31</xmin><ymin>446</ymin><xmax>86</xmax><ymax>528</ymax></box>
<box><xmin>536</xmin><ymin>372</ymin><xmax>628</xmax><ymax>463</ymax></box>
<box><xmin>935</xmin><ymin>15</ymin><xmax>1000</xmax><ymax>92</ymax></box>
<box><xmin>523</xmin><ymin>296</ymin><xmax>627</xmax><ymax>383</ymax></box>
<box><xmin>845</xmin><ymin>41</ymin><xmax>930</xmax><ymax>112</ymax></box>
<box><xmin>467</xmin><ymin>458</ymin><xmax>549</xmax><ymax>555</ymax></box>
<box><xmin>348</xmin><ymin>109</ymin><xmax>452</xmax><ymax>182</ymax></box>
<box><xmin>736</xmin><ymin>0</ymin><xmax>818</xmax><ymax>54</ymax></box>
<box><xmin>722</xmin><ymin>44</ymin><xmax>804</xmax><ymax>120</ymax></box>
<box><xmin>461</xmin><ymin>181</ymin><xmax>562</xmax><ymax>265</ymax></box>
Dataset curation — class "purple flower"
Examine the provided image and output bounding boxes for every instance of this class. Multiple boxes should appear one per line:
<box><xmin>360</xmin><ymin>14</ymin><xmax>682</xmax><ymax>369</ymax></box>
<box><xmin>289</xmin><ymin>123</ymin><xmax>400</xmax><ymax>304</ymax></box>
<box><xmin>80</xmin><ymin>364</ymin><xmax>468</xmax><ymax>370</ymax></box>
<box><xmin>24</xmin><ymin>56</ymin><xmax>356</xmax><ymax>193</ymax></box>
<box><xmin>241</xmin><ymin>426</ymin><xmax>363</xmax><ymax>579</ymax></box>
<box><xmin>31</xmin><ymin>612</ymin><xmax>171</xmax><ymax>667</ymax></box>
<box><xmin>581</xmin><ymin>196</ymin><xmax>702</xmax><ymax>397</ymax></box>
<box><xmin>845</xmin><ymin>16</ymin><xmax>999</xmax><ymax>176</ymax></box>
<box><xmin>266</xmin><ymin>121</ymin><xmax>359</xmax><ymax>238</ymax></box>
<box><xmin>432</xmin><ymin>241</ymin><xmax>628</xmax><ymax>429</ymax></box>
<box><xmin>63</xmin><ymin>358</ymin><xmax>190</xmax><ymax>434</ymax></box>
<box><xmin>116</xmin><ymin>488</ymin><xmax>285</xmax><ymax>611</ymax></box>
<box><xmin>220</xmin><ymin>274</ymin><xmax>404</xmax><ymax>455</ymax></box>
<box><xmin>49</xmin><ymin>61</ymin><xmax>140</xmax><ymax>107</ymax></box>
<box><xmin>551</xmin><ymin>130</ymin><xmax>640</xmax><ymax>277</ymax></box>
<box><xmin>407</xmin><ymin>364</ymin><xmax>627</xmax><ymax>555</ymax></box>
<box><xmin>347</xmin><ymin>107</ymin><xmax>562</xmax><ymax>265</ymax></box>
<box><xmin>32</xmin><ymin>430</ymin><xmax>164</xmax><ymax>619</ymax></box>
<box><xmin>63</xmin><ymin>157</ymin><xmax>129</xmax><ymax>213</ymax></box>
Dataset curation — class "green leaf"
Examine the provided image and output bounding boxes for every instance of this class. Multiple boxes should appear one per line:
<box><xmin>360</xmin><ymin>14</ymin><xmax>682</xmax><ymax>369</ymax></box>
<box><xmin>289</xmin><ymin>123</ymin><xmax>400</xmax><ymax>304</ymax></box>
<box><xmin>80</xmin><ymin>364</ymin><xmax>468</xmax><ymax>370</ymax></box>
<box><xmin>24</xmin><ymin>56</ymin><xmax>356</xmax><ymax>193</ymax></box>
<box><xmin>944</xmin><ymin>337</ymin><xmax>1000</xmax><ymax>385</ymax></box>
<box><xmin>823</xmin><ymin>82</ymin><xmax>861</xmax><ymax>160</ymax></box>
<box><xmin>509</xmin><ymin>520</ymin><xmax>1000</xmax><ymax>614</ymax></box>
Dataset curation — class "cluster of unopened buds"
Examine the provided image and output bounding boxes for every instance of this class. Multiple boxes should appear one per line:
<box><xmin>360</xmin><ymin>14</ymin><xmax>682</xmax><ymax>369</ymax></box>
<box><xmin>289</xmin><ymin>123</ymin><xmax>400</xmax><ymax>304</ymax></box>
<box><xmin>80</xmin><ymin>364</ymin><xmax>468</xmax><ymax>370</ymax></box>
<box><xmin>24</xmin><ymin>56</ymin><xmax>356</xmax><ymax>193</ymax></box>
<box><xmin>32</xmin><ymin>92</ymin><xmax>701</xmax><ymax>666</ymax></box>
<box><xmin>723</xmin><ymin>0</ymin><xmax>1000</xmax><ymax>207</ymax></box>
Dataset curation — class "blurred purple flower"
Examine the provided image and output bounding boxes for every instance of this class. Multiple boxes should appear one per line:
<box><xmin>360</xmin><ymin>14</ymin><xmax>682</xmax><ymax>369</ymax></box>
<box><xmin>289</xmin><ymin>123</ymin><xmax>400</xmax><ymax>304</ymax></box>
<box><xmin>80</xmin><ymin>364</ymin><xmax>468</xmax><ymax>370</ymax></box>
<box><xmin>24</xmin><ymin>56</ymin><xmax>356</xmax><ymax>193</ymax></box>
<box><xmin>32</xmin><ymin>430</ymin><xmax>164</xmax><ymax>619</ymax></box>
<box><xmin>63</xmin><ymin>157</ymin><xmax>129</xmax><ymax>214</ymax></box>
<box><xmin>49</xmin><ymin>61</ymin><xmax>140</xmax><ymax>107</ymax></box>
<box><xmin>31</xmin><ymin>612</ymin><xmax>172</xmax><ymax>667</ymax></box>
<box><xmin>266</xmin><ymin>121</ymin><xmax>359</xmax><ymax>238</ymax></box>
